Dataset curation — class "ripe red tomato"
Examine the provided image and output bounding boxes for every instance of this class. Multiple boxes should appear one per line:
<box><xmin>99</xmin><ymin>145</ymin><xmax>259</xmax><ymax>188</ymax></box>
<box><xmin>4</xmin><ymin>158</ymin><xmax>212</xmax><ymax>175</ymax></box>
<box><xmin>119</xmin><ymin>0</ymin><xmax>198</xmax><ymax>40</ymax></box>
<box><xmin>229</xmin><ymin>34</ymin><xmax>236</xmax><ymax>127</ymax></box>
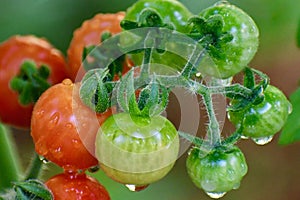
<box><xmin>67</xmin><ymin>12</ymin><xmax>131</xmax><ymax>81</ymax></box>
<box><xmin>31</xmin><ymin>79</ymin><xmax>113</xmax><ymax>171</ymax></box>
<box><xmin>45</xmin><ymin>172</ymin><xmax>110</xmax><ymax>200</ymax></box>
<box><xmin>0</xmin><ymin>35</ymin><xmax>68</xmax><ymax>129</ymax></box>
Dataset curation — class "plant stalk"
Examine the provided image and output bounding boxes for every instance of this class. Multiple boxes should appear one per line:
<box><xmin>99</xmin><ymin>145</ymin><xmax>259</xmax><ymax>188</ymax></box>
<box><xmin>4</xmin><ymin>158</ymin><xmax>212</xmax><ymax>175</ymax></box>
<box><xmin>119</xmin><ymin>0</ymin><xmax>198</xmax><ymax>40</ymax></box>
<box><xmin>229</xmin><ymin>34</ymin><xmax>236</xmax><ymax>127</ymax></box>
<box><xmin>0</xmin><ymin>123</ymin><xmax>21</xmax><ymax>191</ymax></box>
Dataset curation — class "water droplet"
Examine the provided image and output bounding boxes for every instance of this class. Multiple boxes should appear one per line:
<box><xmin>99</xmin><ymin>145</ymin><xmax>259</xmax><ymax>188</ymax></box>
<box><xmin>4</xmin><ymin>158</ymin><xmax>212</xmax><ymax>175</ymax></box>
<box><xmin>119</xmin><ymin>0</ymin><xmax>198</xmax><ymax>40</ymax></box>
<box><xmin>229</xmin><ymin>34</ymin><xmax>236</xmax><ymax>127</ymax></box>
<box><xmin>241</xmin><ymin>135</ymin><xmax>249</xmax><ymax>139</ymax></box>
<box><xmin>88</xmin><ymin>165</ymin><xmax>100</xmax><ymax>173</ymax></box>
<box><xmin>65</xmin><ymin>123</ymin><xmax>73</xmax><ymax>129</ymax></box>
<box><xmin>205</xmin><ymin>191</ymin><xmax>227</xmax><ymax>199</ymax></box>
<box><xmin>125</xmin><ymin>184</ymin><xmax>149</xmax><ymax>192</ymax></box>
<box><xmin>50</xmin><ymin>112</ymin><xmax>60</xmax><ymax>124</ymax></box>
<box><xmin>62</xmin><ymin>79</ymin><xmax>73</xmax><ymax>86</ymax></box>
<box><xmin>39</xmin><ymin>156</ymin><xmax>49</xmax><ymax>164</ymax></box>
<box><xmin>77</xmin><ymin>169</ymin><xmax>85</xmax><ymax>174</ymax></box>
<box><xmin>195</xmin><ymin>72</ymin><xmax>202</xmax><ymax>77</ymax></box>
<box><xmin>252</xmin><ymin>136</ymin><xmax>273</xmax><ymax>145</ymax></box>
<box><xmin>288</xmin><ymin>102</ymin><xmax>293</xmax><ymax>114</ymax></box>
<box><xmin>233</xmin><ymin>182</ymin><xmax>241</xmax><ymax>190</ymax></box>
<box><xmin>214</xmin><ymin>0</ymin><xmax>230</xmax><ymax>6</ymax></box>
<box><xmin>36</xmin><ymin>110</ymin><xmax>45</xmax><ymax>117</ymax></box>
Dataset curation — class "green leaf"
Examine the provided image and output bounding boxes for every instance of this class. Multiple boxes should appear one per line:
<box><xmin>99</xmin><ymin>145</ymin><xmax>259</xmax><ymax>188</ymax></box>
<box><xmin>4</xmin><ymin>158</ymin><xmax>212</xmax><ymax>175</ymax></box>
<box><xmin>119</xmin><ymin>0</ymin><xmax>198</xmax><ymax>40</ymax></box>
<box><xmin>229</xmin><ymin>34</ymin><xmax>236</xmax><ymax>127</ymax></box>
<box><xmin>278</xmin><ymin>87</ymin><xmax>299</xmax><ymax>145</ymax></box>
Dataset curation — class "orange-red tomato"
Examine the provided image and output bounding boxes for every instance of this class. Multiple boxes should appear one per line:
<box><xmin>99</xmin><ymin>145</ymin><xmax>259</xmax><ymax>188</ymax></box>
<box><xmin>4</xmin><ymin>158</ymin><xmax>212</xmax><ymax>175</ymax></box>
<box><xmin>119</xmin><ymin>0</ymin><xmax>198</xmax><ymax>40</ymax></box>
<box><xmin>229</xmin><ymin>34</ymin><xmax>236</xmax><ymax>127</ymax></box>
<box><xmin>31</xmin><ymin>79</ymin><xmax>113</xmax><ymax>171</ymax></box>
<box><xmin>45</xmin><ymin>172</ymin><xmax>110</xmax><ymax>200</ymax></box>
<box><xmin>0</xmin><ymin>35</ymin><xmax>68</xmax><ymax>129</ymax></box>
<box><xmin>67</xmin><ymin>12</ymin><xmax>129</xmax><ymax>81</ymax></box>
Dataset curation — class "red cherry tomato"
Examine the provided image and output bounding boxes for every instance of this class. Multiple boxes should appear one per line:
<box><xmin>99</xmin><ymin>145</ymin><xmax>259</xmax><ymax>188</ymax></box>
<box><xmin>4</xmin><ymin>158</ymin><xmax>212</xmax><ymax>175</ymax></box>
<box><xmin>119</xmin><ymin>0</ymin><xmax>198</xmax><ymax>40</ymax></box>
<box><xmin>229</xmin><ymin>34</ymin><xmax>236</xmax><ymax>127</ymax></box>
<box><xmin>45</xmin><ymin>172</ymin><xmax>110</xmax><ymax>200</ymax></box>
<box><xmin>31</xmin><ymin>79</ymin><xmax>113</xmax><ymax>171</ymax></box>
<box><xmin>0</xmin><ymin>35</ymin><xmax>68</xmax><ymax>128</ymax></box>
<box><xmin>67</xmin><ymin>12</ymin><xmax>132</xmax><ymax>81</ymax></box>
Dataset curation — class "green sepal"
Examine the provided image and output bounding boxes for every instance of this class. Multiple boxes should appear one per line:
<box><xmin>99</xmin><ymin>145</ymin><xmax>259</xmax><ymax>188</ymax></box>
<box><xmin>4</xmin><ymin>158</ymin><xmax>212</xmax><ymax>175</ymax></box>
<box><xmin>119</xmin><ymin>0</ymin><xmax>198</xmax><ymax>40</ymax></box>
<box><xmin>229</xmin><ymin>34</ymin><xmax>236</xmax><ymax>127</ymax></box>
<box><xmin>80</xmin><ymin>69</ymin><xmax>110</xmax><ymax>113</ymax></box>
<box><xmin>138</xmin><ymin>77</ymin><xmax>169</xmax><ymax>117</ymax></box>
<box><xmin>13</xmin><ymin>179</ymin><xmax>52</xmax><ymax>200</ymax></box>
<box><xmin>187</xmin><ymin>14</ymin><xmax>233</xmax><ymax>60</ymax></box>
<box><xmin>243</xmin><ymin>67</ymin><xmax>255</xmax><ymax>89</ymax></box>
<box><xmin>10</xmin><ymin>60</ymin><xmax>50</xmax><ymax>105</ymax></box>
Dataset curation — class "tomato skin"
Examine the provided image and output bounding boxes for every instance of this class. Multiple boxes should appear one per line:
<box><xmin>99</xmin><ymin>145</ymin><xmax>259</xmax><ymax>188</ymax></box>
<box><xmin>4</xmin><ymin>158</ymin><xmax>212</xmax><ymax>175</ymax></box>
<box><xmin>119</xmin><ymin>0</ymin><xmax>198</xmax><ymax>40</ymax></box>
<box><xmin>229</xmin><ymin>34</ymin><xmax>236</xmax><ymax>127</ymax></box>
<box><xmin>0</xmin><ymin>35</ymin><xmax>68</xmax><ymax>129</ymax></box>
<box><xmin>45</xmin><ymin>172</ymin><xmax>110</xmax><ymax>200</ymax></box>
<box><xmin>95</xmin><ymin>113</ymin><xmax>179</xmax><ymax>185</ymax></box>
<box><xmin>186</xmin><ymin>146</ymin><xmax>248</xmax><ymax>194</ymax></box>
<box><xmin>31</xmin><ymin>79</ymin><xmax>112</xmax><ymax>171</ymax></box>
<box><xmin>67</xmin><ymin>12</ymin><xmax>127</xmax><ymax>81</ymax></box>
<box><xmin>228</xmin><ymin>85</ymin><xmax>291</xmax><ymax>139</ymax></box>
<box><xmin>123</xmin><ymin>0</ymin><xmax>193</xmax><ymax>73</ymax></box>
<box><xmin>198</xmin><ymin>2</ymin><xmax>259</xmax><ymax>79</ymax></box>
<box><xmin>124</xmin><ymin>0</ymin><xmax>192</xmax><ymax>33</ymax></box>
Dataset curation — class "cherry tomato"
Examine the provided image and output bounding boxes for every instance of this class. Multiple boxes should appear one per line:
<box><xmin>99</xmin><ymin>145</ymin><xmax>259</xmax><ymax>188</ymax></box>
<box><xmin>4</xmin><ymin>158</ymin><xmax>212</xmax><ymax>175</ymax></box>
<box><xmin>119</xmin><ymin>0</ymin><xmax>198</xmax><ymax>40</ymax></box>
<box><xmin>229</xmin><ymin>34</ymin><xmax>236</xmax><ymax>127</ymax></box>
<box><xmin>45</xmin><ymin>172</ymin><xmax>110</xmax><ymax>200</ymax></box>
<box><xmin>95</xmin><ymin>113</ymin><xmax>179</xmax><ymax>186</ymax></box>
<box><xmin>124</xmin><ymin>0</ymin><xmax>192</xmax><ymax>33</ymax></box>
<box><xmin>197</xmin><ymin>2</ymin><xmax>259</xmax><ymax>79</ymax></box>
<box><xmin>0</xmin><ymin>35</ymin><xmax>68</xmax><ymax>128</ymax></box>
<box><xmin>67</xmin><ymin>12</ymin><xmax>132</xmax><ymax>81</ymax></box>
<box><xmin>228</xmin><ymin>85</ymin><xmax>291</xmax><ymax>141</ymax></box>
<box><xmin>186</xmin><ymin>146</ymin><xmax>248</xmax><ymax>197</ymax></box>
<box><xmin>31</xmin><ymin>79</ymin><xmax>113</xmax><ymax>171</ymax></box>
<box><xmin>121</xmin><ymin>0</ymin><xmax>194</xmax><ymax>74</ymax></box>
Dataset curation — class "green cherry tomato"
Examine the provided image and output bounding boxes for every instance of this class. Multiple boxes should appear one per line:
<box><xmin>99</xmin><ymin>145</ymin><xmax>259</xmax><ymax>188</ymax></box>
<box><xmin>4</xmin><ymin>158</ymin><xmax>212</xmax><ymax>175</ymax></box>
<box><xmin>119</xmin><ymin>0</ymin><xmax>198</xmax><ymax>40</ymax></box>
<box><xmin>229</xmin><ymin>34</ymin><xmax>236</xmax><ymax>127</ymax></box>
<box><xmin>186</xmin><ymin>146</ymin><xmax>248</xmax><ymax>197</ymax></box>
<box><xmin>198</xmin><ymin>2</ymin><xmax>259</xmax><ymax>79</ymax></box>
<box><xmin>124</xmin><ymin>0</ymin><xmax>192</xmax><ymax>33</ymax></box>
<box><xmin>122</xmin><ymin>0</ymin><xmax>193</xmax><ymax>73</ymax></box>
<box><xmin>95</xmin><ymin>113</ymin><xmax>179</xmax><ymax>186</ymax></box>
<box><xmin>228</xmin><ymin>85</ymin><xmax>291</xmax><ymax>142</ymax></box>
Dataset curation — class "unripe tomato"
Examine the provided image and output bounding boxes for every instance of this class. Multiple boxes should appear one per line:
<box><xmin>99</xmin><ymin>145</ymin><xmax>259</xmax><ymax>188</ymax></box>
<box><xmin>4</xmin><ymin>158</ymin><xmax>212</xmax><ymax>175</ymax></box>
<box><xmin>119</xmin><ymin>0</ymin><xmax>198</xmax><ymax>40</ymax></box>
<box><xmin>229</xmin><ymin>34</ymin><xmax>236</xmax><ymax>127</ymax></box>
<box><xmin>228</xmin><ymin>85</ymin><xmax>291</xmax><ymax>142</ymax></box>
<box><xmin>198</xmin><ymin>2</ymin><xmax>259</xmax><ymax>78</ymax></box>
<box><xmin>95</xmin><ymin>113</ymin><xmax>179</xmax><ymax>186</ymax></box>
<box><xmin>186</xmin><ymin>146</ymin><xmax>248</xmax><ymax>197</ymax></box>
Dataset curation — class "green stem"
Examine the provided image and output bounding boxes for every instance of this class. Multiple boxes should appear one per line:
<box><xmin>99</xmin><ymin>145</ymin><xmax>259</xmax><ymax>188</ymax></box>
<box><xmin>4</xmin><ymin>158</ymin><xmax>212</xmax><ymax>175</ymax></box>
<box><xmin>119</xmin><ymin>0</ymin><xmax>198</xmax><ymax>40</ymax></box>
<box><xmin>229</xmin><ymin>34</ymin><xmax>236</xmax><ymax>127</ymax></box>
<box><xmin>140</xmin><ymin>48</ymin><xmax>153</xmax><ymax>79</ymax></box>
<box><xmin>0</xmin><ymin>123</ymin><xmax>21</xmax><ymax>191</ymax></box>
<box><xmin>202</xmin><ymin>92</ymin><xmax>221</xmax><ymax>146</ymax></box>
<box><xmin>24</xmin><ymin>153</ymin><xmax>44</xmax><ymax>180</ymax></box>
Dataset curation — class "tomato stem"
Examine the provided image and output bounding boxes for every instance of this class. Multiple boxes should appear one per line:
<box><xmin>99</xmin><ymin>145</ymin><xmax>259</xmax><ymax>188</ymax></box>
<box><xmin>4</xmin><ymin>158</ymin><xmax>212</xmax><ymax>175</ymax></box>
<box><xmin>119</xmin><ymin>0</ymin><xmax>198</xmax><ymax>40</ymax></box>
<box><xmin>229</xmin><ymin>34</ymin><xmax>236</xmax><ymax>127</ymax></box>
<box><xmin>140</xmin><ymin>48</ymin><xmax>152</xmax><ymax>79</ymax></box>
<box><xmin>202</xmin><ymin>92</ymin><xmax>221</xmax><ymax>146</ymax></box>
<box><xmin>0</xmin><ymin>123</ymin><xmax>21</xmax><ymax>191</ymax></box>
<box><xmin>24</xmin><ymin>153</ymin><xmax>44</xmax><ymax>180</ymax></box>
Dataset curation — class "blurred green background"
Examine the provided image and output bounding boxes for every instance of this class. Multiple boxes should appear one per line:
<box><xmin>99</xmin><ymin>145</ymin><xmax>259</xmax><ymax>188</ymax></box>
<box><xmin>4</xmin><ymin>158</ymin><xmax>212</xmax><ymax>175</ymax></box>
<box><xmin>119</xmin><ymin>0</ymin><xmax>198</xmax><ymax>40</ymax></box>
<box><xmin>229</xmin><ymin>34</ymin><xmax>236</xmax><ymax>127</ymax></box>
<box><xmin>1</xmin><ymin>0</ymin><xmax>300</xmax><ymax>199</ymax></box>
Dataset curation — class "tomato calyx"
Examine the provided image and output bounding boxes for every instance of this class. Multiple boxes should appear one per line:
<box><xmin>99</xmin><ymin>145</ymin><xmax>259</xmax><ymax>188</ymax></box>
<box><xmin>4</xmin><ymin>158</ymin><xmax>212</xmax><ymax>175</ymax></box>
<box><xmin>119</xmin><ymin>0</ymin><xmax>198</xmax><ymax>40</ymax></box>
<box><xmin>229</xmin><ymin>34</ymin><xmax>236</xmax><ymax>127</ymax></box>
<box><xmin>121</xmin><ymin>8</ymin><xmax>174</xmax><ymax>31</ymax></box>
<box><xmin>82</xmin><ymin>31</ymin><xmax>126</xmax><ymax>81</ymax></box>
<box><xmin>186</xmin><ymin>144</ymin><xmax>248</xmax><ymax>198</ymax></box>
<box><xmin>188</xmin><ymin>15</ymin><xmax>233</xmax><ymax>60</ymax></box>
<box><xmin>117</xmin><ymin>69</ymin><xmax>169</xmax><ymax>120</ymax></box>
<box><xmin>226</xmin><ymin>67</ymin><xmax>270</xmax><ymax>112</ymax></box>
<box><xmin>13</xmin><ymin>179</ymin><xmax>52</xmax><ymax>200</ymax></box>
<box><xmin>120</xmin><ymin>9</ymin><xmax>174</xmax><ymax>56</ymax></box>
<box><xmin>80</xmin><ymin>69</ymin><xmax>112</xmax><ymax>113</ymax></box>
<box><xmin>10</xmin><ymin>60</ymin><xmax>50</xmax><ymax>105</ymax></box>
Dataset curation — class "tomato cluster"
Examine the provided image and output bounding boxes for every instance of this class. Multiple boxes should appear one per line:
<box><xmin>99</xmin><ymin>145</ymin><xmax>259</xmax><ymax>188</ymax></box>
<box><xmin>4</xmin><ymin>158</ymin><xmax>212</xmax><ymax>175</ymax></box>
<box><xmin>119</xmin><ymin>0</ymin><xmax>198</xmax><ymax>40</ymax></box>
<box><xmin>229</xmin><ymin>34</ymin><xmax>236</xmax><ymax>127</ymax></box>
<box><xmin>0</xmin><ymin>0</ymin><xmax>292</xmax><ymax>199</ymax></box>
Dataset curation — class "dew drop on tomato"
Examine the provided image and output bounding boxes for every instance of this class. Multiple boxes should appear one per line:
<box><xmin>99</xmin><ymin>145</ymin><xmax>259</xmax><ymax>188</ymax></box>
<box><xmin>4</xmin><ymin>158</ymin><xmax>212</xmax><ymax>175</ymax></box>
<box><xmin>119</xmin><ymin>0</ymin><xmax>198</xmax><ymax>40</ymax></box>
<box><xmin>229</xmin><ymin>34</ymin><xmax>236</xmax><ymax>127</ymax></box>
<box><xmin>205</xmin><ymin>191</ymin><xmax>227</xmax><ymax>199</ymax></box>
<box><xmin>62</xmin><ymin>78</ymin><xmax>73</xmax><ymax>86</ymax></box>
<box><xmin>252</xmin><ymin>135</ymin><xmax>273</xmax><ymax>145</ymax></box>
<box><xmin>50</xmin><ymin>112</ymin><xmax>60</xmax><ymax>125</ymax></box>
<box><xmin>125</xmin><ymin>184</ymin><xmax>149</xmax><ymax>192</ymax></box>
